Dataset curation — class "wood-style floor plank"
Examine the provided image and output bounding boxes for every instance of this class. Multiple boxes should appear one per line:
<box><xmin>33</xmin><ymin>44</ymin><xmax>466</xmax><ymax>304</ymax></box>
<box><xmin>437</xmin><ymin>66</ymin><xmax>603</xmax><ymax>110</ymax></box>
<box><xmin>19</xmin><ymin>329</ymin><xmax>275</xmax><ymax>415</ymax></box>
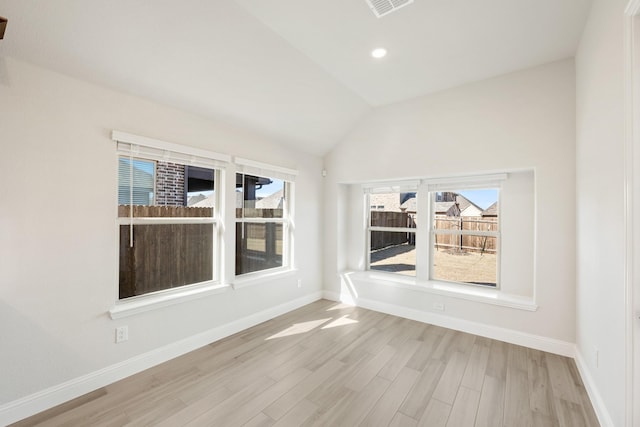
<box><xmin>446</xmin><ymin>386</ymin><xmax>480</xmax><ymax>427</ymax></box>
<box><xmin>417</xmin><ymin>398</ymin><xmax>451</xmax><ymax>427</ymax></box>
<box><xmin>271</xmin><ymin>399</ymin><xmax>317</xmax><ymax>427</ymax></box>
<box><xmin>432</xmin><ymin>350</ymin><xmax>470</xmax><ymax>404</ymax></box>
<box><xmin>12</xmin><ymin>300</ymin><xmax>600</xmax><ymax>427</ymax></box>
<box><xmin>475</xmin><ymin>374</ymin><xmax>506</xmax><ymax>427</ymax></box>
<box><xmin>359</xmin><ymin>366</ymin><xmax>420</xmax><ymax>427</ymax></box>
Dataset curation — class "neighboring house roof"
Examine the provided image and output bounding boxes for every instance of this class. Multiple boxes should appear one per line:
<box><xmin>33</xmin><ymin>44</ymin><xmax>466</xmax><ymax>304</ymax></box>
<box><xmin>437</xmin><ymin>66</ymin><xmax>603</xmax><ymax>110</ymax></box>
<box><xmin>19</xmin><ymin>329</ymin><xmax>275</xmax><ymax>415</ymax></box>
<box><xmin>400</xmin><ymin>197</ymin><xmax>417</xmax><ymax>213</ymax></box>
<box><xmin>435</xmin><ymin>201</ymin><xmax>456</xmax><ymax>214</ymax></box>
<box><xmin>483</xmin><ymin>202</ymin><xmax>498</xmax><ymax>217</ymax></box>
<box><xmin>456</xmin><ymin>194</ymin><xmax>483</xmax><ymax>214</ymax></box>
<box><xmin>188</xmin><ymin>194</ymin><xmax>207</xmax><ymax>206</ymax></box>
<box><xmin>371</xmin><ymin>192</ymin><xmax>417</xmax><ymax>212</ymax></box>
<box><xmin>231</xmin><ymin>189</ymin><xmax>284</xmax><ymax>210</ymax></box>
<box><xmin>371</xmin><ymin>192</ymin><xmax>484</xmax><ymax>217</ymax></box>
<box><xmin>191</xmin><ymin>193</ymin><xmax>215</xmax><ymax>208</ymax></box>
<box><xmin>434</xmin><ymin>194</ymin><xmax>485</xmax><ymax>217</ymax></box>
<box><xmin>256</xmin><ymin>189</ymin><xmax>284</xmax><ymax>209</ymax></box>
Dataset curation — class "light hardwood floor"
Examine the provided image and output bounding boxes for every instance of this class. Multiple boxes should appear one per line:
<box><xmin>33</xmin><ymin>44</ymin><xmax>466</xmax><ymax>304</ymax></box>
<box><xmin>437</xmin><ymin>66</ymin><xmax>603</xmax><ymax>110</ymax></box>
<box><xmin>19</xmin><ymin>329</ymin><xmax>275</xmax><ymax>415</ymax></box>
<box><xmin>13</xmin><ymin>300</ymin><xmax>599</xmax><ymax>427</ymax></box>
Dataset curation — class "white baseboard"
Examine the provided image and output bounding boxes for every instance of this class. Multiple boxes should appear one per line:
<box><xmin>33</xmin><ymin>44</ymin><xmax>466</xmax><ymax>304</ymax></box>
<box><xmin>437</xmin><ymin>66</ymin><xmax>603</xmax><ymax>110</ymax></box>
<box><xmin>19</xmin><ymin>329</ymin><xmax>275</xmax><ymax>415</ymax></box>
<box><xmin>322</xmin><ymin>291</ymin><xmax>574</xmax><ymax>357</ymax></box>
<box><xmin>0</xmin><ymin>292</ymin><xmax>323</xmax><ymax>426</ymax></box>
<box><xmin>574</xmin><ymin>348</ymin><xmax>615</xmax><ymax>427</ymax></box>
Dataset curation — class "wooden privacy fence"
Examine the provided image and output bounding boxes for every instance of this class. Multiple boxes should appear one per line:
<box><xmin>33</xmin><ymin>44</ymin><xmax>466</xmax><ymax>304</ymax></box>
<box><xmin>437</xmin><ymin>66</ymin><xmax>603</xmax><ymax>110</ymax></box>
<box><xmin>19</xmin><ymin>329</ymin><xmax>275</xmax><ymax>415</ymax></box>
<box><xmin>434</xmin><ymin>216</ymin><xmax>498</xmax><ymax>253</ymax></box>
<box><xmin>235</xmin><ymin>223</ymin><xmax>283</xmax><ymax>275</ymax></box>
<box><xmin>370</xmin><ymin>211</ymin><xmax>416</xmax><ymax>250</ymax></box>
<box><xmin>119</xmin><ymin>205</ymin><xmax>213</xmax><ymax>217</ymax></box>
<box><xmin>119</xmin><ymin>223</ymin><xmax>213</xmax><ymax>299</ymax></box>
<box><xmin>118</xmin><ymin>205</ymin><xmax>215</xmax><ymax>299</ymax></box>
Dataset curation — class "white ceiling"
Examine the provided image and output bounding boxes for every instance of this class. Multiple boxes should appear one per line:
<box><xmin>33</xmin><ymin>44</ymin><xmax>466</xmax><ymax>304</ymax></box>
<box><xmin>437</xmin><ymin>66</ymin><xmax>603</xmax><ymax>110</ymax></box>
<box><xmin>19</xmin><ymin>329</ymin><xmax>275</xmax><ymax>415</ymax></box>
<box><xmin>0</xmin><ymin>0</ymin><xmax>592</xmax><ymax>155</ymax></box>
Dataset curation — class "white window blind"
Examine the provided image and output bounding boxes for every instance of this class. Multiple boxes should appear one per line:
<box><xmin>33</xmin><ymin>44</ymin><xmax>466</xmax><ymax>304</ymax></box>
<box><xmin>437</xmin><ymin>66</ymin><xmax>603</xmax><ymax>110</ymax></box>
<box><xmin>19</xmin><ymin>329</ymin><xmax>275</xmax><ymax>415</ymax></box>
<box><xmin>424</xmin><ymin>174</ymin><xmax>507</xmax><ymax>192</ymax></box>
<box><xmin>234</xmin><ymin>157</ymin><xmax>298</xmax><ymax>182</ymax></box>
<box><xmin>117</xmin><ymin>158</ymin><xmax>154</xmax><ymax>206</ymax></box>
<box><xmin>113</xmin><ymin>131</ymin><xmax>230</xmax><ymax>169</ymax></box>
<box><xmin>363</xmin><ymin>180</ymin><xmax>420</xmax><ymax>194</ymax></box>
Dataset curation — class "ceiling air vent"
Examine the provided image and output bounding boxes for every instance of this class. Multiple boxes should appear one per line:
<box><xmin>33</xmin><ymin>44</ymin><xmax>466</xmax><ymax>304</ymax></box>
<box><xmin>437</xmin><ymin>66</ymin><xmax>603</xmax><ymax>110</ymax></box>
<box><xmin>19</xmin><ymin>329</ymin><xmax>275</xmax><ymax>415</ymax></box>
<box><xmin>365</xmin><ymin>0</ymin><xmax>414</xmax><ymax>18</ymax></box>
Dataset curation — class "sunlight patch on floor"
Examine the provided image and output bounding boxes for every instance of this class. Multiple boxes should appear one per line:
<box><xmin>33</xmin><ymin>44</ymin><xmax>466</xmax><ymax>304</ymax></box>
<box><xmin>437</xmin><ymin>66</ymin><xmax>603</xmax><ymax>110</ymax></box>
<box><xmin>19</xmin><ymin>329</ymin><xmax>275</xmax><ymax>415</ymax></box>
<box><xmin>266</xmin><ymin>318</ymin><xmax>331</xmax><ymax>340</ymax></box>
<box><xmin>326</xmin><ymin>302</ymin><xmax>354</xmax><ymax>311</ymax></box>
<box><xmin>321</xmin><ymin>315</ymin><xmax>358</xmax><ymax>329</ymax></box>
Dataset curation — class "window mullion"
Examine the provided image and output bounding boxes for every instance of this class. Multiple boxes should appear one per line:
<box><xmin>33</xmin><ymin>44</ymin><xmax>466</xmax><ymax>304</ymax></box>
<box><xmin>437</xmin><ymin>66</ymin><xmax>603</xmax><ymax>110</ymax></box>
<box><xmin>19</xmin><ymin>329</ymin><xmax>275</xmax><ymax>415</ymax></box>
<box><xmin>369</xmin><ymin>226</ymin><xmax>417</xmax><ymax>233</ymax></box>
<box><xmin>416</xmin><ymin>182</ymin><xmax>430</xmax><ymax>281</ymax></box>
<box><xmin>433</xmin><ymin>229</ymin><xmax>499</xmax><ymax>237</ymax></box>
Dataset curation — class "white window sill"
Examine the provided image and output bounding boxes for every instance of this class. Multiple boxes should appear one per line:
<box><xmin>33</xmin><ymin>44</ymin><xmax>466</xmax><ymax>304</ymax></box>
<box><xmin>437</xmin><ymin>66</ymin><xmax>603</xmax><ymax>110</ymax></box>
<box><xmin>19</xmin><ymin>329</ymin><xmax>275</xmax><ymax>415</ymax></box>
<box><xmin>346</xmin><ymin>270</ymin><xmax>538</xmax><ymax>311</ymax></box>
<box><xmin>233</xmin><ymin>267</ymin><xmax>298</xmax><ymax>290</ymax></box>
<box><xmin>109</xmin><ymin>282</ymin><xmax>231</xmax><ymax>319</ymax></box>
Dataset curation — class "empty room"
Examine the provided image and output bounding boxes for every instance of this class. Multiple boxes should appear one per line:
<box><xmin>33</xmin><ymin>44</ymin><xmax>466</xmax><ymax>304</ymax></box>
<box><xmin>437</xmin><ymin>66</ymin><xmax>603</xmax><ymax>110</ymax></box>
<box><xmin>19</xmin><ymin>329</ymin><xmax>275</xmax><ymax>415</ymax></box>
<box><xmin>0</xmin><ymin>0</ymin><xmax>638</xmax><ymax>426</ymax></box>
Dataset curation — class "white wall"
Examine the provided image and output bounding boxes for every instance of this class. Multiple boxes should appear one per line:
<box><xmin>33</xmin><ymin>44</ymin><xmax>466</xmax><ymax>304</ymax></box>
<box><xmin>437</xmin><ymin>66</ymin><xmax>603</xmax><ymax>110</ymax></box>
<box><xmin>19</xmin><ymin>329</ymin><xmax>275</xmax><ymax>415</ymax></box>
<box><xmin>0</xmin><ymin>57</ymin><xmax>324</xmax><ymax>410</ymax></box>
<box><xmin>575</xmin><ymin>0</ymin><xmax>628</xmax><ymax>424</ymax></box>
<box><xmin>324</xmin><ymin>59</ymin><xmax>576</xmax><ymax>345</ymax></box>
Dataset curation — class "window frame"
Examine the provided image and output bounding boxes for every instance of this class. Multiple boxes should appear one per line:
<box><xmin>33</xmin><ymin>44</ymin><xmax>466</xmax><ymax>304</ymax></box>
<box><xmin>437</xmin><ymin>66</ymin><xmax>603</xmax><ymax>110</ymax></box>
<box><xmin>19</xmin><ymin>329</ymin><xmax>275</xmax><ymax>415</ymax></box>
<box><xmin>363</xmin><ymin>175</ymin><xmax>505</xmax><ymax>289</ymax></box>
<box><xmin>427</xmin><ymin>188</ymin><xmax>501</xmax><ymax>289</ymax></box>
<box><xmin>116</xmin><ymin>162</ymin><xmax>222</xmax><ymax>293</ymax></box>
<box><xmin>365</xmin><ymin>185</ymin><xmax>419</xmax><ymax>275</ymax></box>
<box><xmin>234</xmin><ymin>158</ymin><xmax>297</xmax><ymax>282</ymax></box>
<box><xmin>110</xmin><ymin>131</ymin><xmax>230</xmax><ymax>315</ymax></box>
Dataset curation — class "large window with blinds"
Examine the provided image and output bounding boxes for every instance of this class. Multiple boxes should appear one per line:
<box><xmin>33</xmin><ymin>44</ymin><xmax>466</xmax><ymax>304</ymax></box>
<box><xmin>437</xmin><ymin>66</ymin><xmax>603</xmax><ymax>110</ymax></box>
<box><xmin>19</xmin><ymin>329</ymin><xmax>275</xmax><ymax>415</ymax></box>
<box><xmin>114</xmin><ymin>132</ymin><xmax>227</xmax><ymax>300</ymax></box>
<box><xmin>235</xmin><ymin>158</ymin><xmax>296</xmax><ymax>277</ymax></box>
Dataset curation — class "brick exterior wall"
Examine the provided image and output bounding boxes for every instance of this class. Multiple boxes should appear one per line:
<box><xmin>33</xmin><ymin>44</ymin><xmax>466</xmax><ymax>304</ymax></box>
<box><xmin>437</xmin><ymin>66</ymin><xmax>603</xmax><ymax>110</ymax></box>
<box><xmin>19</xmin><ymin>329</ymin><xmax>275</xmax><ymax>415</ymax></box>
<box><xmin>156</xmin><ymin>162</ymin><xmax>185</xmax><ymax>206</ymax></box>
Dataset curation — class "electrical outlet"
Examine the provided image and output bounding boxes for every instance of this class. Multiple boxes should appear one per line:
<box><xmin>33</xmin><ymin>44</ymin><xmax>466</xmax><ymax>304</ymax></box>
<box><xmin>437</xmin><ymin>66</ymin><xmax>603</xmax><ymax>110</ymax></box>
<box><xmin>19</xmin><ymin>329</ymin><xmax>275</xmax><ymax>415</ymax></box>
<box><xmin>116</xmin><ymin>326</ymin><xmax>128</xmax><ymax>343</ymax></box>
<box><xmin>433</xmin><ymin>302</ymin><xmax>445</xmax><ymax>311</ymax></box>
<box><xmin>297</xmin><ymin>279</ymin><xmax>302</xmax><ymax>288</ymax></box>
<box><xmin>594</xmin><ymin>347</ymin><xmax>599</xmax><ymax>368</ymax></box>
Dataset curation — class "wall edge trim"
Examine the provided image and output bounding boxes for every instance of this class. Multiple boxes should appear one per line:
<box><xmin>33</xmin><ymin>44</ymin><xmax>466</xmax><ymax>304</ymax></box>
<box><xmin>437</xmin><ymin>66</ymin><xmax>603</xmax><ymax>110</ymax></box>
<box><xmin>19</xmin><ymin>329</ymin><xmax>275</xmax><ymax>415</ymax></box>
<box><xmin>322</xmin><ymin>290</ymin><xmax>574</xmax><ymax>357</ymax></box>
<box><xmin>0</xmin><ymin>291</ymin><xmax>323</xmax><ymax>426</ymax></box>
<box><xmin>574</xmin><ymin>348</ymin><xmax>616</xmax><ymax>427</ymax></box>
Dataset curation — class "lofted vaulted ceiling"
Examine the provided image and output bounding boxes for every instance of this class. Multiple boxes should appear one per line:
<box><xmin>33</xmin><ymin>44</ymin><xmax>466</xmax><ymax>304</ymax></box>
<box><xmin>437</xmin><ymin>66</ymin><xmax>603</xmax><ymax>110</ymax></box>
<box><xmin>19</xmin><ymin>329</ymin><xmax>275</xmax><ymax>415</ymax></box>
<box><xmin>0</xmin><ymin>0</ymin><xmax>592</xmax><ymax>155</ymax></box>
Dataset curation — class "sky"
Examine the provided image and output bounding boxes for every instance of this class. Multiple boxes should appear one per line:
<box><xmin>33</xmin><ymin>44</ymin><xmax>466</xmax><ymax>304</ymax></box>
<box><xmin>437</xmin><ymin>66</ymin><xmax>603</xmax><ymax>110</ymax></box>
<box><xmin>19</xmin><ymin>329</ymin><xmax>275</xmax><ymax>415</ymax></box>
<box><xmin>257</xmin><ymin>179</ymin><xmax>283</xmax><ymax>197</ymax></box>
<box><xmin>458</xmin><ymin>189</ymin><xmax>498</xmax><ymax>210</ymax></box>
<box><xmin>235</xmin><ymin>178</ymin><xmax>284</xmax><ymax>197</ymax></box>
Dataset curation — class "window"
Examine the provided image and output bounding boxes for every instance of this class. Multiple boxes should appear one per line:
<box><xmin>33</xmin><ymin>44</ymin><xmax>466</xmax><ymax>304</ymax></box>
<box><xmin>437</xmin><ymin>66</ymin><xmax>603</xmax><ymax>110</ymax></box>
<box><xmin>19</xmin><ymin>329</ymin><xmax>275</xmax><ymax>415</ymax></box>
<box><xmin>235</xmin><ymin>173</ymin><xmax>292</xmax><ymax>275</ymax></box>
<box><xmin>114</xmin><ymin>132</ymin><xmax>227</xmax><ymax>300</ymax></box>
<box><xmin>430</xmin><ymin>189</ymin><xmax>499</xmax><ymax>287</ymax></box>
<box><xmin>365</xmin><ymin>175</ymin><xmax>504</xmax><ymax>288</ymax></box>
<box><xmin>366</xmin><ymin>186</ymin><xmax>418</xmax><ymax>277</ymax></box>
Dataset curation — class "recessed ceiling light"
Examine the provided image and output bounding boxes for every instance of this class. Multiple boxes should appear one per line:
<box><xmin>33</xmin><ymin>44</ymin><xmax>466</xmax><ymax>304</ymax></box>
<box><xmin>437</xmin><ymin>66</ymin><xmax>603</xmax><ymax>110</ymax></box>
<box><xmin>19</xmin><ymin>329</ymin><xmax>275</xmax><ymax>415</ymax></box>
<box><xmin>371</xmin><ymin>48</ymin><xmax>387</xmax><ymax>59</ymax></box>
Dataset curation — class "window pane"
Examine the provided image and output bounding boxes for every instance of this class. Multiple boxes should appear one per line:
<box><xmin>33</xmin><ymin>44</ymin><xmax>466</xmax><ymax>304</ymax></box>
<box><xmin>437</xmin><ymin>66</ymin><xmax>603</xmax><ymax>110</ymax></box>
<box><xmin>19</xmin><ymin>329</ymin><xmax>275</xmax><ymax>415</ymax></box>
<box><xmin>433</xmin><ymin>190</ymin><xmax>498</xmax><ymax>231</ymax></box>
<box><xmin>118</xmin><ymin>158</ymin><xmax>215</xmax><ymax>217</ymax></box>
<box><xmin>118</xmin><ymin>158</ymin><xmax>155</xmax><ymax>206</ymax></box>
<box><xmin>432</xmin><ymin>235</ymin><xmax>497</xmax><ymax>286</ymax></box>
<box><xmin>236</xmin><ymin>222</ymin><xmax>283</xmax><ymax>275</ymax></box>
<box><xmin>186</xmin><ymin>166</ymin><xmax>216</xmax><ymax>208</ymax></box>
<box><xmin>369</xmin><ymin>231</ymin><xmax>416</xmax><ymax>276</ymax></box>
<box><xmin>119</xmin><ymin>224</ymin><xmax>214</xmax><ymax>299</ymax></box>
<box><xmin>236</xmin><ymin>173</ymin><xmax>285</xmax><ymax>218</ymax></box>
<box><xmin>369</xmin><ymin>192</ymin><xmax>417</xmax><ymax>227</ymax></box>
